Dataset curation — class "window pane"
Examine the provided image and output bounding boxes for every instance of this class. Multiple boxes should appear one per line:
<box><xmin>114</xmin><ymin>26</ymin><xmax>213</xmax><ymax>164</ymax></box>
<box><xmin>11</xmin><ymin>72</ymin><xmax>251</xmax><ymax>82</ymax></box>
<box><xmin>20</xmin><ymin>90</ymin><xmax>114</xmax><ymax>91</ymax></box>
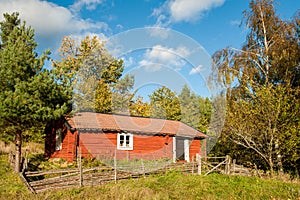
<box><xmin>120</xmin><ymin>135</ymin><xmax>124</xmax><ymax>146</ymax></box>
<box><xmin>55</xmin><ymin>129</ymin><xmax>62</xmax><ymax>150</ymax></box>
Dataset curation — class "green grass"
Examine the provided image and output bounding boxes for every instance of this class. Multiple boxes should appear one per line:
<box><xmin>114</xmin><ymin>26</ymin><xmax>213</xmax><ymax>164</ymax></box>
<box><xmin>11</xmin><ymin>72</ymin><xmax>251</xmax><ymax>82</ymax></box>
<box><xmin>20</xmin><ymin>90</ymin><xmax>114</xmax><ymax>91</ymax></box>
<box><xmin>0</xmin><ymin>153</ymin><xmax>28</xmax><ymax>199</ymax></box>
<box><xmin>1</xmin><ymin>153</ymin><xmax>299</xmax><ymax>200</ymax></box>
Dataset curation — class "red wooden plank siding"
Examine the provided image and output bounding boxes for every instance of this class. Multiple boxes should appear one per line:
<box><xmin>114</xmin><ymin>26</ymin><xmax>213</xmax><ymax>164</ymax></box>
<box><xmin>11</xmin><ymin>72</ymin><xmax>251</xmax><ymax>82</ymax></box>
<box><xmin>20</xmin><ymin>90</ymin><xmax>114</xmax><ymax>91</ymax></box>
<box><xmin>45</xmin><ymin>113</ymin><xmax>207</xmax><ymax>163</ymax></box>
<box><xmin>78</xmin><ymin>139</ymin><xmax>93</xmax><ymax>159</ymax></box>
<box><xmin>189</xmin><ymin>139</ymin><xmax>201</xmax><ymax>161</ymax></box>
<box><xmin>45</xmin><ymin>120</ymin><xmax>77</xmax><ymax>161</ymax></box>
<box><xmin>50</xmin><ymin>129</ymin><xmax>77</xmax><ymax>162</ymax></box>
<box><xmin>79</xmin><ymin>133</ymin><xmax>115</xmax><ymax>160</ymax></box>
<box><xmin>79</xmin><ymin>133</ymin><xmax>173</xmax><ymax>161</ymax></box>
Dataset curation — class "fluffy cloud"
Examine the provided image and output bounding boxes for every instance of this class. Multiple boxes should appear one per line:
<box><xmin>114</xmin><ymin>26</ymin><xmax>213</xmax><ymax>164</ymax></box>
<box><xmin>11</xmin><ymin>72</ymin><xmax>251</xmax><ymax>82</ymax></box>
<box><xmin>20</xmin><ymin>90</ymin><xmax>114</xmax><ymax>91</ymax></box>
<box><xmin>139</xmin><ymin>45</ymin><xmax>191</xmax><ymax>72</ymax></box>
<box><xmin>189</xmin><ymin>65</ymin><xmax>203</xmax><ymax>75</ymax></box>
<box><xmin>170</xmin><ymin>0</ymin><xmax>225</xmax><ymax>22</ymax></box>
<box><xmin>70</xmin><ymin>0</ymin><xmax>103</xmax><ymax>12</ymax></box>
<box><xmin>0</xmin><ymin>0</ymin><xmax>107</xmax><ymax>51</ymax></box>
<box><xmin>146</xmin><ymin>25</ymin><xmax>170</xmax><ymax>39</ymax></box>
<box><xmin>153</xmin><ymin>0</ymin><xmax>225</xmax><ymax>25</ymax></box>
<box><xmin>122</xmin><ymin>56</ymin><xmax>135</xmax><ymax>68</ymax></box>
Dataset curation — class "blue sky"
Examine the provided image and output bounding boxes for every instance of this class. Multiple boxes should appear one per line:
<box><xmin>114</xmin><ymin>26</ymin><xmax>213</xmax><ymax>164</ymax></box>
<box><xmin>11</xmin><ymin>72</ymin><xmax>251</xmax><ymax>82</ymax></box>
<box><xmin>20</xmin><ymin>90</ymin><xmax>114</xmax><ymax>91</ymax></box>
<box><xmin>0</xmin><ymin>0</ymin><xmax>299</xmax><ymax>99</ymax></box>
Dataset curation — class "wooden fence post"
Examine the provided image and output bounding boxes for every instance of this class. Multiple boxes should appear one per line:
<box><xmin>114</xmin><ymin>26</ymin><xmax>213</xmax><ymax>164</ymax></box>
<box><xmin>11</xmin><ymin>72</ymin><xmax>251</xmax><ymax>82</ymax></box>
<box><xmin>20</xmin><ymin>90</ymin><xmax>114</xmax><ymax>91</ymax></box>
<box><xmin>78</xmin><ymin>147</ymin><xmax>83</xmax><ymax>187</ymax></box>
<box><xmin>225</xmin><ymin>155</ymin><xmax>231</xmax><ymax>175</ymax></box>
<box><xmin>141</xmin><ymin>159</ymin><xmax>145</xmax><ymax>178</ymax></box>
<box><xmin>19</xmin><ymin>171</ymin><xmax>36</xmax><ymax>194</ymax></box>
<box><xmin>232</xmin><ymin>159</ymin><xmax>236</xmax><ymax>174</ymax></box>
<box><xmin>114</xmin><ymin>149</ymin><xmax>117</xmax><ymax>183</ymax></box>
<box><xmin>197</xmin><ymin>154</ymin><xmax>202</xmax><ymax>175</ymax></box>
<box><xmin>192</xmin><ymin>156</ymin><xmax>194</xmax><ymax>174</ymax></box>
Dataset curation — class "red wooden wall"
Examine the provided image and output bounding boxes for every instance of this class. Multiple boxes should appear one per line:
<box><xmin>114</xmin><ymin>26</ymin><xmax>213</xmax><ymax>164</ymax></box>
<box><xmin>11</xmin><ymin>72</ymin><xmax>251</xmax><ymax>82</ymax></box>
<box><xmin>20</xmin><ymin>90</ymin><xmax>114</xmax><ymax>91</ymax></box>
<box><xmin>189</xmin><ymin>139</ymin><xmax>202</xmax><ymax>161</ymax></box>
<box><xmin>50</xmin><ymin>130</ymin><xmax>77</xmax><ymax>162</ymax></box>
<box><xmin>79</xmin><ymin>133</ymin><xmax>173</xmax><ymax>161</ymax></box>
<box><xmin>45</xmin><ymin>120</ymin><xmax>79</xmax><ymax>162</ymax></box>
<box><xmin>46</xmin><ymin>122</ymin><xmax>204</xmax><ymax>162</ymax></box>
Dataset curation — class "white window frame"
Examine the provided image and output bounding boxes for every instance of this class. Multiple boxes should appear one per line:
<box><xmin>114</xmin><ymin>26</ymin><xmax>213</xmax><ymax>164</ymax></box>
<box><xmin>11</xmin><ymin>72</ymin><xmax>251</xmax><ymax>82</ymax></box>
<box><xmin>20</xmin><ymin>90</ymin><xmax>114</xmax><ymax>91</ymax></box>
<box><xmin>117</xmin><ymin>133</ymin><xmax>133</xmax><ymax>150</ymax></box>
<box><xmin>55</xmin><ymin>128</ymin><xmax>63</xmax><ymax>151</ymax></box>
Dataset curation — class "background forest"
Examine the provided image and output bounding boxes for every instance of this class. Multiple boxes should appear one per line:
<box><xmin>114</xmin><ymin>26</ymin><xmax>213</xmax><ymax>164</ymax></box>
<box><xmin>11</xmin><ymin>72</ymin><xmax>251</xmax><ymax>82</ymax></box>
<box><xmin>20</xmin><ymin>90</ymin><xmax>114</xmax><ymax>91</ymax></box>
<box><xmin>0</xmin><ymin>0</ymin><xmax>299</xmax><ymax>178</ymax></box>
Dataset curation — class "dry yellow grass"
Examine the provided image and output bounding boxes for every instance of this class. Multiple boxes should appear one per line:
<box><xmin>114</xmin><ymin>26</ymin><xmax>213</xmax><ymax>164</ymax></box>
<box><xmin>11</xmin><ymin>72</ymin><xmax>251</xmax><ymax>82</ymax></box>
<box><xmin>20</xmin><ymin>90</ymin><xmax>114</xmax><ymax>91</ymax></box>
<box><xmin>0</xmin><ymin>141</ymin><xmax>43</xmax><ymax>155</ymax></box>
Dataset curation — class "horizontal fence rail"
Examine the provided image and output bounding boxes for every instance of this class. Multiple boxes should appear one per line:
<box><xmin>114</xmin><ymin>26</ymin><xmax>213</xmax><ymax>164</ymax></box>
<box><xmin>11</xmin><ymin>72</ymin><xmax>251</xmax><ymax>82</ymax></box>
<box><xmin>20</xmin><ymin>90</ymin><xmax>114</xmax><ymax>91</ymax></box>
<box><xmin>8</xmin><ymin>152</ymin><xmax>255</xmax><ymax>194</ymax></box>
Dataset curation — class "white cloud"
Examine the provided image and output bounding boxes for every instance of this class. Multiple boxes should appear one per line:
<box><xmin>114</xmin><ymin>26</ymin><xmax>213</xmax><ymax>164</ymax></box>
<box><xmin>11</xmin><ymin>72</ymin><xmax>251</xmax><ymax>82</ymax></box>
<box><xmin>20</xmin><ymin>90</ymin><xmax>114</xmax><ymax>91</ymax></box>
<box><xmin>152</xmin><ymin>0</ymin><xmax>225</xmax><ymax>24</ymax></box>
<box><xmin>189</xmin><ymin>65</ymin><xmax>203</xmax><ymax>75</ymax></box>
<box><xmin>122</xmin><ymin>56</ymin><xmax>135</xmax><ymax>68</ymax></box>
<box><xmin>146</xmin><ymin>26</ymin><xmax>170</xmax><ymax>39</ymax></box>
<box><xmin>0</xmin><ymin>0</ymin><xmax>108</xmax><ymax>51</ymax></box>
<box><xmin>170</xmin><ymin>0</ymin><xmax>225</xmax><ymax>22</ymax></box>
<box><xmin>230</xmin><ymin>20</ymin><xmax>241</xmax><ymax>26</ymax></box>
<box><xmin>138</xmin><ymin>62</ymin><xmax>164</xmax><ymax>72</ymax></box>
<box><xmin>139</xmin><ymin>45</ymin><xmax>191</xmax><ymax>72</ymax></box>
<box><xmin>70</xmin><ymin>0</ymin><xmax>103</xmax><ymax>12</ymax></box>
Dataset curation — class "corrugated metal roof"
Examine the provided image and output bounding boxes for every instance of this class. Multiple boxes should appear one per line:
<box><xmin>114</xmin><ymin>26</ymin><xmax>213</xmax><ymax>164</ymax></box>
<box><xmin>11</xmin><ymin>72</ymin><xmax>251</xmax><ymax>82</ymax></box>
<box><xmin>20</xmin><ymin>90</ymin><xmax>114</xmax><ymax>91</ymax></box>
<box><xmin>68</xmin><ymin>112</ymin><xmax>206</xmax><ymax>138</ymax></box>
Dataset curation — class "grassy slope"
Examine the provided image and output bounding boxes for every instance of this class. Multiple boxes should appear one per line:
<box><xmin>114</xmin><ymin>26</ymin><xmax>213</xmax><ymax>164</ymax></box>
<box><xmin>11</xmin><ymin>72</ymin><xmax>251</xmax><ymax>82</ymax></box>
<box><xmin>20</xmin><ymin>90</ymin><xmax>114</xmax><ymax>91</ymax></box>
<box><xmin>0</xmin><ymin>154</ymin><xmax>28</xmax><ymax>199</ymax></box>
<box><xmin>1</xmin><ymin>154</ymin><xmax>299</xmax><ymax>200</ymax></box>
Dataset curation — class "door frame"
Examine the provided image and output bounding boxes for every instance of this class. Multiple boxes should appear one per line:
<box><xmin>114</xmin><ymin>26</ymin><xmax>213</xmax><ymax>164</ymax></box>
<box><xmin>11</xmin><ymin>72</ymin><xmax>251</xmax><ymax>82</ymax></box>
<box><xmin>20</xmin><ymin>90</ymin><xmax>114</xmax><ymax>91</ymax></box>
<box><xmin>173</xmin><ymin>137</ymin><xmax>190</xmax><ymax>162</ymax></box>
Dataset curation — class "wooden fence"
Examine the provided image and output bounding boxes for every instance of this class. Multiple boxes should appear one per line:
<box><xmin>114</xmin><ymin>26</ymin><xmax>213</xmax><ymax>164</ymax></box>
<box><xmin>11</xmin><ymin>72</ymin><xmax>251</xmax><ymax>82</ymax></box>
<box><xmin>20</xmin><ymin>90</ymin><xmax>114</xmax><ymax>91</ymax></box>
<box><xmin>197</xmin><ymin>155</ymin><xmax>252</xmax><ymax>176</ymax></box>
<box><xmin>23</xmin><ymin>162</ymin><xmax>202</xmax><ymax>193</ymax></box>
<box><xmin>8</xmin><ymin>152</ymin><xmax>254</xmax><ymax>194</ymax></box>
<box><xmin>197</xmin><ymin>155</ymin><xmax>230</xmax><ymax>176</ymax></box>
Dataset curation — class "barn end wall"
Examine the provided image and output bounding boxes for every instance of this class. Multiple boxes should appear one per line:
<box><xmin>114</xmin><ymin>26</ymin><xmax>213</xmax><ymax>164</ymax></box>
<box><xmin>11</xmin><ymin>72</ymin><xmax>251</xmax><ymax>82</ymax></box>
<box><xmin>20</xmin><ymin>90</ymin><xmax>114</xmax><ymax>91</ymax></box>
<box><xmin>50</xmin><ymin>129</ymin><xmax>77</xmax><ymax>162</ymax></box>
<box><xmin>45</xmin><ymin>120</ymin><xmax>80</xmax><ymax>162</ymax></box>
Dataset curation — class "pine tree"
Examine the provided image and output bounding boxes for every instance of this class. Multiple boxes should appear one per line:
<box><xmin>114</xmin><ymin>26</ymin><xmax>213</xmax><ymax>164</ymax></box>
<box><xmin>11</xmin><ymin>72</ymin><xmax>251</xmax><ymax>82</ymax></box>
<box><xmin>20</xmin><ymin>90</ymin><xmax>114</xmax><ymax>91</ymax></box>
<box><xmin>179</xmin><ymin>85</ymin><xmax>201</xmax><ymax>129</ymax></box>
<box><xmin>178</xmin><ymin>85</ymin><xmax>212</xmax><ymax>133</ymax></box>
<box><xmin>111</xmin><ymin>74</ymin><xmax>134</xmax><ymax>114</ymax></box>
<box><xmin>0</xmin><ymin>13</ymin><xmax>69</xmax><ymax>172</ymax></box>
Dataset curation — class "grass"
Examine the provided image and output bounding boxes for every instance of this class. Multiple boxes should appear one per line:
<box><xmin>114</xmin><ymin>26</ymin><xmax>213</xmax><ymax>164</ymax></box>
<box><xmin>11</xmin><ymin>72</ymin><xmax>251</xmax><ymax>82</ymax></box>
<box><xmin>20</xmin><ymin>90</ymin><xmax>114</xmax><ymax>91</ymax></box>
<box><xmin>0</xmin><ymin>153</ymin><xmax>29</xmax><ymax>199</ymax></box>
<box><xmin>102</xmin><ymin>157</ymin><xmax>172</xmax><ymax>174</ymax></box>
<box><xmin>1</xmin><ymin>153</ymin><xmax>300</xmax><ymax>200</ymax></box>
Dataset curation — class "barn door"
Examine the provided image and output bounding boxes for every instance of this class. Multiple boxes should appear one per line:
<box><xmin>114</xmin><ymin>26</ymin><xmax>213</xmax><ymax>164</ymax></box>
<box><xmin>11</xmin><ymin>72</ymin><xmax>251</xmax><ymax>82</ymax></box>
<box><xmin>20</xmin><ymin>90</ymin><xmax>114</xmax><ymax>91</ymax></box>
<box><xmin>176</xmin><ymin>138</ymin><xmax>184</xmax><ymax>160</ymax></box>
<box><xmin>175</xmin><ymin>137</ymin><xmax>190</xmax><ymax>162</ymax></box>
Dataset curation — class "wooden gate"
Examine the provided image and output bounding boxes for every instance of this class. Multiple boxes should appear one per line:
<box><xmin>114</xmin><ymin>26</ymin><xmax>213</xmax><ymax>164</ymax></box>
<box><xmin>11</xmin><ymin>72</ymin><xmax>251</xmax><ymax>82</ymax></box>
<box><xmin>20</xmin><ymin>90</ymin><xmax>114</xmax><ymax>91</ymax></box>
<box><xmin>196</xmin><ymin>155</ymin><xmax>231</xmax><ymax>176</ymax></box>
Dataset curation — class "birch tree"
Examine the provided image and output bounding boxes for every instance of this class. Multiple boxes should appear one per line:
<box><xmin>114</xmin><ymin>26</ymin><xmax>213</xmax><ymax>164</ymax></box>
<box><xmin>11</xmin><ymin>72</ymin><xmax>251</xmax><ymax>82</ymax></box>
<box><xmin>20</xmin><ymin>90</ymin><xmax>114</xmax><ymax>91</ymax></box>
<box><xmin>212</xmin><ymin>0</ymin><xmax>300</xmax><ymax>175</ymax></box>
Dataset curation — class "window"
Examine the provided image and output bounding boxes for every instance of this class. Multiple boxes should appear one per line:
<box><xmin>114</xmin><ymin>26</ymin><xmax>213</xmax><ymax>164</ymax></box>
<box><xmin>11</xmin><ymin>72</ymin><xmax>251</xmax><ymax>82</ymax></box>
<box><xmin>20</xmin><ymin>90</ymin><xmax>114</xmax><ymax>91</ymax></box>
<box><xmin>55</xmin><ymin>128</ymin><xmax>63</xmax><ymax>151</ymax></box>
<box><xmin>117</xmin><ymin>133</ymin><xmax>133</xmax><ymax>150</ymax></box>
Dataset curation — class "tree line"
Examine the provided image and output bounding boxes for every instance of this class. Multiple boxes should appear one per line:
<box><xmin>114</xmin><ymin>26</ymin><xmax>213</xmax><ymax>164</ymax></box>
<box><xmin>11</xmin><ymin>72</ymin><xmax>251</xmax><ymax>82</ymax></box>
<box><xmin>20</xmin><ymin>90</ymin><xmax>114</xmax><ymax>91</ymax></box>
<box><xmin>0</xmin><ymin>12</ymin><xmax>211</xmax><ymax>172</ymax></box>
<box><xmin>52</xmin><ymin>33</ymin><xmax>211</xmax><ymax>128</ymax></box>
<box><xmin>0</xmin><ymin>0</ymin><xmax>299</xmax><ymax>177</ymax></box>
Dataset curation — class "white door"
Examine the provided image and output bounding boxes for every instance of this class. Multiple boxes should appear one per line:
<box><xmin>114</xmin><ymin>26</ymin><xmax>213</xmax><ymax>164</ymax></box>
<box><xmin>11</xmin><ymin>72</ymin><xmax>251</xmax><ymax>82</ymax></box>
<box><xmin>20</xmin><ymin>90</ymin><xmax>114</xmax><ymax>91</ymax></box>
<box><xmin>184</xmin><ymin>139</ymin><xmax>190</xmax><ymax>162</ymax></box>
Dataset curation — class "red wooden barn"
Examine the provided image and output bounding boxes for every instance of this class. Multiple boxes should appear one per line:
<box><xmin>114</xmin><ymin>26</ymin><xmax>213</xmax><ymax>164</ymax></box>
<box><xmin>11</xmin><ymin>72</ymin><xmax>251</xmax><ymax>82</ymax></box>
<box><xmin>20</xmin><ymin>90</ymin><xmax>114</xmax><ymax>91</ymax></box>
<box><xmin>45</xmin><ymin>112</ymin><xmax>207</xmax><ymax>162</ymax></box>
